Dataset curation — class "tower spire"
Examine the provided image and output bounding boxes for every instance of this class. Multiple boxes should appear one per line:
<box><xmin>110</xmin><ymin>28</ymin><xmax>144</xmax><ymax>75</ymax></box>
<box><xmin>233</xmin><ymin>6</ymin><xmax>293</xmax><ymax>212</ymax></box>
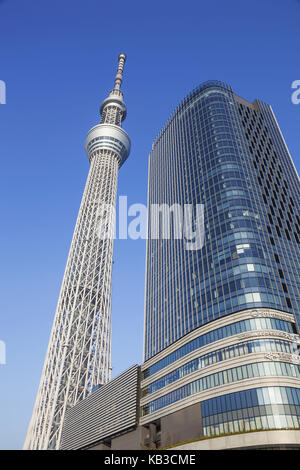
<box><xmin>100</xmin><ymin>53</ymin><xmax>128</xmax><ymax>126</ymax></box>
<box><xmin>114</xmin><ymin>53</ymin><xmax>126</xmax><ymax>90</ymax></box>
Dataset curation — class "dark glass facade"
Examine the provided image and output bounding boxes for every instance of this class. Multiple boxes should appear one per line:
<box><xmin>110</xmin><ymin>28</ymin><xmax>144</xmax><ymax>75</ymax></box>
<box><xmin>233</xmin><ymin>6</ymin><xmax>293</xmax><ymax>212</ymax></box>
<box><xmin>144</xmin><ymin>80</ymin><xmax>300</xmax><ymax>361</ymax></box>
<box><xmin>201</xmin><ymin>386</ymin><xmax>300</xmax><ymax>437</ymax></box>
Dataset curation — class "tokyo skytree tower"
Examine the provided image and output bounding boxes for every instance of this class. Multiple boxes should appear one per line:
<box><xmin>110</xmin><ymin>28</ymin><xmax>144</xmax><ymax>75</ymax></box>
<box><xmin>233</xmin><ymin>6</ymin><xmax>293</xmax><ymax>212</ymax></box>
<box><xmin>24</xmin><ymin>54</ymin><xmax>131</xmax><ymax>450</ymax></box>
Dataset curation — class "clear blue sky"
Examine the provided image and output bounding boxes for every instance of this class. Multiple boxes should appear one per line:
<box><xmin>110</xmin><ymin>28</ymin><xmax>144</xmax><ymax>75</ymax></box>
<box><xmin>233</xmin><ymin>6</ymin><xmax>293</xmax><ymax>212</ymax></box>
<box><xmin>0</xmin><ymin>0</ymin><xmax>299</xmax><ymax>450</ymax></box>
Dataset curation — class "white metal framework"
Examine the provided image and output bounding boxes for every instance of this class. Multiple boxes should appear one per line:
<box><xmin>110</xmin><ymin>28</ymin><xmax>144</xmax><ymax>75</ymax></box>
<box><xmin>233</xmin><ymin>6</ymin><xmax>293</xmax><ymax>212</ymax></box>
<box><xmin>24</xmin><ymin>54</ymin><xmax>130</xmax><ymax>450</ymax></box>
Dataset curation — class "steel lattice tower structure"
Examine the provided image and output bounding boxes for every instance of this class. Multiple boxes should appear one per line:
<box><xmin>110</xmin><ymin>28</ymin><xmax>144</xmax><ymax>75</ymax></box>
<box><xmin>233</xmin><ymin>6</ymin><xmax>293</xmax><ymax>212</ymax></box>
<box><xmin>24</xmin><ymin>54</ymin><xmax>131</xmax><ymax>450</ymax></box>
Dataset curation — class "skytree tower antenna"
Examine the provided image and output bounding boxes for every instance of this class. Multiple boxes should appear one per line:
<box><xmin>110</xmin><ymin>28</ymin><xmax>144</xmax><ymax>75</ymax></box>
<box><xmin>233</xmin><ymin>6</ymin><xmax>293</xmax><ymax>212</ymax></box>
<box><xmin>24</xmin><ymin>54</ymin><xmax>131</xmax><ymax>450</ymax></box>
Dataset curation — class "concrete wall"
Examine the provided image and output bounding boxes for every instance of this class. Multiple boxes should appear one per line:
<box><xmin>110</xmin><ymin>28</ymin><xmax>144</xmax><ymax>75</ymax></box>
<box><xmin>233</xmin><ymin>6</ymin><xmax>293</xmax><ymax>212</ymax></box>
<box><xmin>88</xmin><ymin>442</ymin><xmax>111</xmax><ymax>450</ymax></box>
<box><xmin>161</xmin><ymin>403</ymin><xmax>202</xmax><ymax>448</ymax></box>
<box><xmin>111</xmin><ymin>426</ymin><xmax>155</xmax><ymax>450</ymax></box>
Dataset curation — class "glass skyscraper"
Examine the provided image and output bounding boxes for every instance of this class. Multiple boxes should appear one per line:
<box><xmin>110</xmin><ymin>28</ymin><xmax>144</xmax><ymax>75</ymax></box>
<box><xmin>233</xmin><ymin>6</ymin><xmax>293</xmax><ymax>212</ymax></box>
<box><xmin>140</xmin><ymin>80</ymin><xmax>300</xmax><ymax>448</ymax></box>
